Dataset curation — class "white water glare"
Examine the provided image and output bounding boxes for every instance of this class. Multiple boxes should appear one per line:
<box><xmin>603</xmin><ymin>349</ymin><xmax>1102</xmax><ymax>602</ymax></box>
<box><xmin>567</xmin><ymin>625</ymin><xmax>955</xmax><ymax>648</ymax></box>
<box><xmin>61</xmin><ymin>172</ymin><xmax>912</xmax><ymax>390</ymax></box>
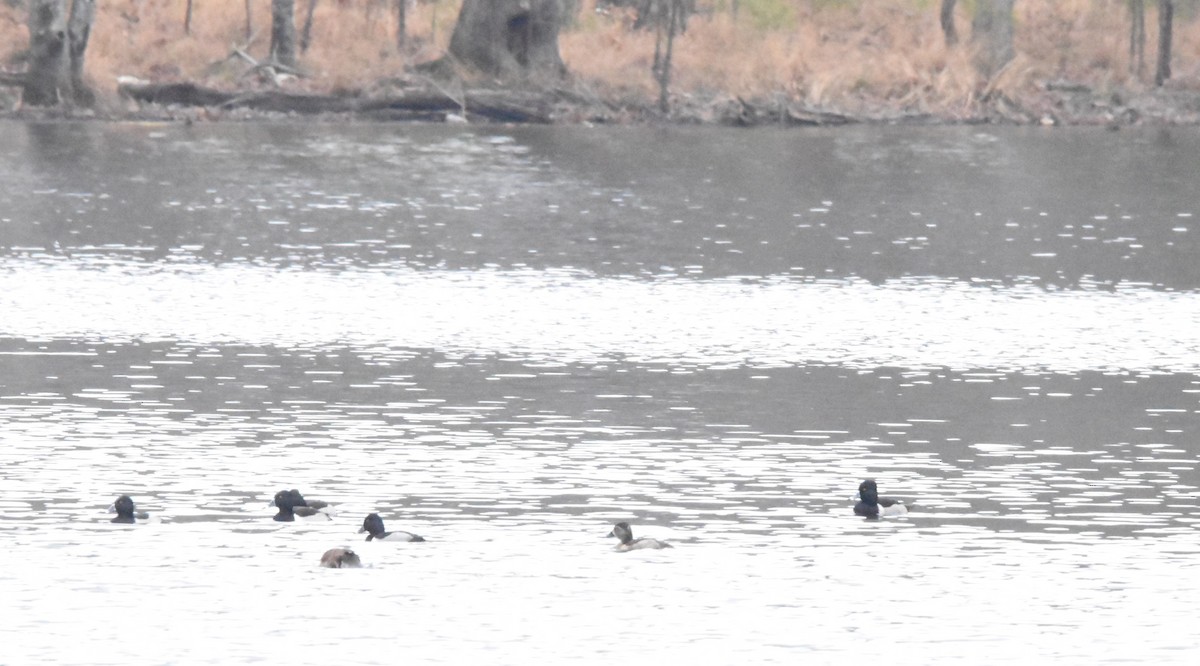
<box><xmin>2</xmin><ymin>256</ymin><xmax>1197</xmax><ymax>373</ymax></box>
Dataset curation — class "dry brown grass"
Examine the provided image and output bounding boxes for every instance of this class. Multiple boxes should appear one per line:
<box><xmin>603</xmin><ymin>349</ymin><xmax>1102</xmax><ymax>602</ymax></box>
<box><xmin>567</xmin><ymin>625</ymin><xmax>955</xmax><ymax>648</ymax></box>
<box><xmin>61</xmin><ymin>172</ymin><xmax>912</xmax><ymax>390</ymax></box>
<box><xmin>2</xmin><ymin>0</ymin><xmax>458</xmax><ymax>92</ymax></box>
<box><xmin>2</xmin><ymin>0</ymin><xmax>1199</xmax><ymax>114</ymax></box>
<box><xmin>564</xmin><ymin>0</ymin><xmax>1200</xmax><ymax>116</ymax></box>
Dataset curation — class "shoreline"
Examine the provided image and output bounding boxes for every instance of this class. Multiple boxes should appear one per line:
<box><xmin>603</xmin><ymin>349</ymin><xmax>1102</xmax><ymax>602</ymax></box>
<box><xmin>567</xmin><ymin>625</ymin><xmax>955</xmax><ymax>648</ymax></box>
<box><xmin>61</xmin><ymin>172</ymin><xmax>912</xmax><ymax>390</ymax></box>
<box><xmin>4</xmin><ymin>1</ymin><xmax>1200</xmax><ymax>129</ymax></box>
<box><xmin>4</xmin><ymin>75</ymin><xmax>1200</xmax><ymax>128</ymax></box>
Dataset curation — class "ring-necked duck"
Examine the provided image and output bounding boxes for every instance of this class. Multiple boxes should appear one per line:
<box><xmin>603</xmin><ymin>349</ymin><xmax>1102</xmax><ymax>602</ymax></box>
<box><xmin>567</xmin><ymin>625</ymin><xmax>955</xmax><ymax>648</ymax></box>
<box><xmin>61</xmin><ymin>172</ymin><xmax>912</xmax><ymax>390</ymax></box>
<box><xmin>273</xmin><ymin>489</ymin><xmax>332</xmax><ymax>522</ymax></box>
<box><xmin>108</xmin><ymin>495</ymin><xmax>149</xmax><ymax>524</ymax></box>
<box><xmin>288</xmin><ymin>489</ymin><xmax>329</xmax><ymax>510</ymax></box>
<box><xmin>607</xmin><ymin>522</ymin><xmax>672</xmax><ymax>551</ymax></box>
<box><xmin>853</xmin><ymin>479</ymin><xmax>909</xmax><ymax>519</ymax></box>
<box><xmin>319</xmin><ymin>548</ymin><xmax>362</xmax><ymax>568</ymax></box>
<box><xmin>359</xmin><ymin>513</ymin><xmax>425</xmax><ymax>542</ymax></box>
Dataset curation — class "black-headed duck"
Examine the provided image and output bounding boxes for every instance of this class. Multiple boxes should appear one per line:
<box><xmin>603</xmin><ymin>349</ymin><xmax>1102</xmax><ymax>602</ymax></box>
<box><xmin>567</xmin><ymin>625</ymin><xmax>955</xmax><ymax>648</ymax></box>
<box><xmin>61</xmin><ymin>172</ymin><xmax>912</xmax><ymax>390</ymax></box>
<box><xmin>108</xmin><ymin>495</ymin><xmax>149</xmax><ymax>524</ymax></box>
<box><xmin>272</xmin><ymin>489</ymin><xmax>332</xmax><ymax>522</ymax></box>
<box><xmin>359</xmin><ymin>513</ymin><xmax>425</xmax><ymax>542</ymax></box>
<box><xmin>853</xmin><ymin>479</ymin><xmax>910</xmax><ymax>519</ymax></box>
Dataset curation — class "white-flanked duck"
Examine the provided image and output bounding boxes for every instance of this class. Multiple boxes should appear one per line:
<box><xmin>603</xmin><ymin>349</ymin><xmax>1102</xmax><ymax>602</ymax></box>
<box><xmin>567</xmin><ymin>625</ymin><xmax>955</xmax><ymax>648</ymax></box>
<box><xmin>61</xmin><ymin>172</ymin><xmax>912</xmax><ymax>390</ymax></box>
<box><xmin>359</xmin><ymin>513</ymin><xmax>425</xmax><ymax>542</ymax></box>
<box><xmin>853</xmin><ymin>479</ymin><xmax>909</xmax><ymax>519</ymax></box>
<box><xmin>272</xmin><ymin>489</ymin><xmax>332</xmax><ymax>522</ymax></box>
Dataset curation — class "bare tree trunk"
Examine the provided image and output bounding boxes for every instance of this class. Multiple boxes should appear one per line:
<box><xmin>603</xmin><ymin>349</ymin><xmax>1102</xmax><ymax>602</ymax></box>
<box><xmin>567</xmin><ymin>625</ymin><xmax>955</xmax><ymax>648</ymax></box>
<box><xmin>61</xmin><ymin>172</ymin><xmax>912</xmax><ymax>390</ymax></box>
<box><xmin>652</xmin><ymin>7</ymin><xmax>663</xmax><ymax>74</ymax></box>
<box><xmin>397</xmin><ymin>0</ymin><xmax>406</xmax><ymax>49</ymax></box>
<box><xmin>970</xmin><ymin>0</ymin><xmax>1015</xmax><ymax>80</ymax></box>
<box><xmin>271</xmin><ymin>0</ymin><xmax>298</xmax><ymax>67</ymax></box>
<box><xmin>1155</xmin><ymin>0</ymin><xmax>1172</xmax><ymax>86</ymax></box>
<box><xmin>1130</xmin><ymin>0</ymin><xmax>1145</xmax><ymax>79</ymax></box>
<box><xmin>66</xmin><ymin>0</ymin><xmax>94</xmax><ymax>105</ymax></box>
<box><xmin>657</xmin><ymin>0</ymin><xmax>680</xmax><ymax>113</ymax></box>
<box><xmin>633</xmin><ymin>0</ymin><xmax>655</xmax><ymax>30</ymax></box>
<box><xmin>300</xmin><ymin>0</ymin><xmax>318</xmax><ymax>53</ymax></box>
<box><xmin>24</xmin><ymin>0</ymin><xmax>69</xmax><ymax>106</ymax></box>
<box><xmin>185</xmin><ymin>0</ymin><xmax>194</xmax><ymax>35</ymax></box>
<box><xmin>22</xmin><ymin>0</ymin><xmax>95</xmax><ymax>107</ymax></box>
<box><xmin>245</xmin><ymin>0</ymin><xmax>254</xmax><ymax>42</ymax></box>
<box><xmin>940</xmin><ymin>0</ymin><xmax>958</xmax><ymax>46</ymax></box>
<box><xmin>443</xmin><ymin>0</ymin><xmax>566</xmax><ymax>80</ymax></box>
<box><xmin>633</xmin><ymin>0</ymin><xmax>692</xmax><ymax>32</ymax></box>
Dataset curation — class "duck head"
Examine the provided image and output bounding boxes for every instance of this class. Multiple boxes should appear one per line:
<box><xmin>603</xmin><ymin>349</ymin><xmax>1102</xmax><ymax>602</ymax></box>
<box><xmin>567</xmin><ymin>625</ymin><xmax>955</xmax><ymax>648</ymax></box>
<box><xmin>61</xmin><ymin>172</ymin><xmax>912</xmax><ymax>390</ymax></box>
<box><xmin>109</xmin><ymin>495</ymin><xmax>137</xmax><ymax>523</ymax></box>
<box><xmin>858</xmin><ymin>479</ymin><xmax>879</xmax><ymax>505</ymax></box>
<box><xmin>607</xmin><ymin>522</ymin><xmax>634</xmax><ymax>545</ymax></box>
<box><xmin>359</xmin><ymin>513</ymin><xmax>386</xmax><ymax>539</ymax></box>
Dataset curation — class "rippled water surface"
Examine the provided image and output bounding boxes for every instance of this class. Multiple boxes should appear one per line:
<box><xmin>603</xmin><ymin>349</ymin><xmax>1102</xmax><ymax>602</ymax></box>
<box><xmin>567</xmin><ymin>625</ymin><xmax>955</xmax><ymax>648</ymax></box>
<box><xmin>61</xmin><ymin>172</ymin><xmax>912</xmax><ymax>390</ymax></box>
<box><xmin>1</xmin><ymin>122</ymin><xmax>1199</xmax><ymax>664</ymax></box>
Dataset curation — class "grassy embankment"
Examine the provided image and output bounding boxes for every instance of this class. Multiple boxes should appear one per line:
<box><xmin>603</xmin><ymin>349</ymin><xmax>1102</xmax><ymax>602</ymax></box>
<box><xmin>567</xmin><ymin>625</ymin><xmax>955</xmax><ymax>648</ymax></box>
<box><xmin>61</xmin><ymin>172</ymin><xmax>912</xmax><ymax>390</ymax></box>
<box><xmin>1</xmin><ymin>0</ymin><xmax>1199</xmax><ymax>120</ymax></box>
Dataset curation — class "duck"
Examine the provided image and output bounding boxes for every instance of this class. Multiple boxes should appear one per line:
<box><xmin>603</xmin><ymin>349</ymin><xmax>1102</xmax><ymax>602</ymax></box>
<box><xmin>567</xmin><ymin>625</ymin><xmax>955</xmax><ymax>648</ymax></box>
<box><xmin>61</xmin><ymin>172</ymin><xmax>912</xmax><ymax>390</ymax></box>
<box><xmin>108</xmin><ymin>495</ymin><xmax>149</xmax><ymax>524</ymax></box>
<box><xmin>607</xmin><ymin>521</ymin><xmax>672</xmax><ymax>551</ymax></box>
<box><xmin>272</xmin><ymin>489</ymin><xmax>332</xmax><ymax>522</ymax></box>
<box><xmin>288</xmin><ymin>489</ymin><xmax>330</xmax><ymax>510</ymax></box>
<box><xmin>853</xmin><ymin>479</ymin><xmax>909</xmax><ymax>519</ymax></box>
<box><xmin>359</xmin><ymin>513</ymin><xmax>425</xmax><ymax>542</ymax></box>
<box><xmin>319</xmin><ymin>548</ymin><xmax>362</xmax><ymax>569</ymax></box>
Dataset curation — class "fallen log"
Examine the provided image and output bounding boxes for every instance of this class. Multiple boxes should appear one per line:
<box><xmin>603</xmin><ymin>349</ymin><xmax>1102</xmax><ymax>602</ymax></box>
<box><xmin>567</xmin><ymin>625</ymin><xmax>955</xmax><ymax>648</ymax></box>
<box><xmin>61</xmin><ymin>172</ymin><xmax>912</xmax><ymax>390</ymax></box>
<box><xmin>722</xmin><ymin>96</ymin><xmax>857</xmax><ymax>127</ymax></box>
<box><xmin>117</xmin><ymin>81</ymin><xmax>552</xmax><ymax>123</ymax></box>
<box><xmin>784</xmin><ymin>106</ymin><xmax>855</xmax><ymax>126</ymax></box>
<box><xmin>119</xmin><ymin>82</ymin><xmax>236</xmax><ymax>107</ymax></box>
<box><xmin>227</xmin><ymin>90</ymin><xmax>358</xmax><ymax>114</ymax></box>
<box><xmin>359</xmin><ymin>90</ymin><xmax>551</xmax><ymax>123</ymax></box>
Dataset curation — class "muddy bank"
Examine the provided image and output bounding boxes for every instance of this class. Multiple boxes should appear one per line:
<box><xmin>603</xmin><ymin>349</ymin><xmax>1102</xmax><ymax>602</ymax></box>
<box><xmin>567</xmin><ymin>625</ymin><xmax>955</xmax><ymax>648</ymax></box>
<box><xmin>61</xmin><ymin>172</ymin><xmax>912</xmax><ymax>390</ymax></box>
<box><xmin>5</xmin><ymin>76</ymin><xmax>1200</xmax><ymax>127</ymax></box>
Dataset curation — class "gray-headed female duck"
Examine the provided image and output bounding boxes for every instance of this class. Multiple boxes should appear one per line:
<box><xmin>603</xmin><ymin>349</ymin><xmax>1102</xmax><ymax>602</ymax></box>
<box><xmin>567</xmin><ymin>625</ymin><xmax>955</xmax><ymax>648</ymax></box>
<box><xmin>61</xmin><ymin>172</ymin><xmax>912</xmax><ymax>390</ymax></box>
<box><xmin>108</xmin><ymin>495</ymin><xmax>149</xmax><ymax>524</ymax></box>
<box><xmin>853</xmin><ymin>479</ymin><xmax>909</xmax><ymax>519</ymax></box>
<box><xmin>608</xmin><ymin>522</ymin><xmax>672</xmax><ymax>551</ymax></box>
<box><xmin>359</xmin><ymin>513</ymin><xmax>425</xmax><ymax>542</ymax></box>
<box><xmin>272</xmin><ymin>489</ymin><xmax>332</xmax><ymax>522</ymax></box>
<box><xmin>319</xmin><ymin>548</ymin><xmax>362</xmax><ymax>568</ymax></box>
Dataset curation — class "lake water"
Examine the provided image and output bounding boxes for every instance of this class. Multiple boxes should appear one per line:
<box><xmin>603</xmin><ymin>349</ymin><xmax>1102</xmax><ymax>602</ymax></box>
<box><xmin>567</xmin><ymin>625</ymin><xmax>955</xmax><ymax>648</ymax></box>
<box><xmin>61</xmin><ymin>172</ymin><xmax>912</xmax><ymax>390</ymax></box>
<box><xmin>1</xmin><ymin>121</ymin><xmax>1198</xmax><ymax>664</ymax></box>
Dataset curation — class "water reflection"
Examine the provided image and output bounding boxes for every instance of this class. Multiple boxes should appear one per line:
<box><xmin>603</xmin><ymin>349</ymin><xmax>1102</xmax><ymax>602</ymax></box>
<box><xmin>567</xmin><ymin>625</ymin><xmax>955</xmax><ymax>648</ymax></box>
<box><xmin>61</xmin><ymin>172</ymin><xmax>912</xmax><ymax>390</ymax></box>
<box><xmin>3</xmin><ymin>123</ymin><xmax>1199</xmax><ymax>285</ymax></box>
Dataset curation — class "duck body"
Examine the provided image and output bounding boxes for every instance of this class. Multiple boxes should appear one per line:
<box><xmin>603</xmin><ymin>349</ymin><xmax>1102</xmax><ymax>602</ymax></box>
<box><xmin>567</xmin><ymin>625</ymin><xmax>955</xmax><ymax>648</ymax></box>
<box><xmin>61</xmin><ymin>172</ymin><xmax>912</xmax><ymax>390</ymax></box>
<box><xmin>854</xmin><ymin>479</ymin><xmax>909</xmax><ymax>519</ymax></box>
<box><xmin>273</xmin><ymin>489</ymin><xmax>332</xmax><ymax>522</ymax></box>
<box><xmin>319</xmin><ymin>548</ymin><xmax>362</xmax><ymax>568</ymax></box>
<box><xmin>607</xmin><ymin>521</ymin><xmax>672</xmax><ymax>551</ymax></box>
<box><xmin>359</xmin><ymin>513</ymin><xmax>425</xmax><ymax>542</ymax></box>
<box><xmin>108</xmin><ymin>495</ymin><xmax>149</xmax><ymax>524</ymax></box>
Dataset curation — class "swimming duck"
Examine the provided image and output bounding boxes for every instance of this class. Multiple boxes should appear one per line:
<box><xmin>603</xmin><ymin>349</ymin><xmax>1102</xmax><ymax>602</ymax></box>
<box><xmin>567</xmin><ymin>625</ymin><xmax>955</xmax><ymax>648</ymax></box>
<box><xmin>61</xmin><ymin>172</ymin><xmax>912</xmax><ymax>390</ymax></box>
<box><xmin>853</xmin><ymin>479</ymin><xmax>909</xmax><ymax>519</ymax></box>
<box><xmin>319</xmin><ymin>548</ymin><xmax>362</xmax><ymax>569</ymax></box>
<box><xmin>359</xmin><ymin>513</ymin><xmax>425</xmax><ymax>542</ymax></box>
<box><xmin>108</xmin><ymin>495</ymin><xmax>149</xmax><ymax>524</ymax></box>
<box><xmin>289</xmin><ymin>489</ymin><xmax>329</xmax><ymax>510</ymax></box>
<box><xmin>272</xmin><ymin>489</ymin><xmax>332</xmax><ymax>522</ymax></box>
<box><xmin>607</xmin><ymin>522</ymin><xmax>672</xmax><ymax>551</ymax></box>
